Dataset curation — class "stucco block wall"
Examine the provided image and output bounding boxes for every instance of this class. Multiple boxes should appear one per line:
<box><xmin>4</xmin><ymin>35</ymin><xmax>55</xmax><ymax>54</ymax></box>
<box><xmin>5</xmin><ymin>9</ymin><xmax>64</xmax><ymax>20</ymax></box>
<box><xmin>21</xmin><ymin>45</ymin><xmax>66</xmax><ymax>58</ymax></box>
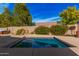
<box><xmin>65</xmin><ymin>24</ymin><xmax>77</xmax><ymax>35</ymax></box>
<box><xmin>0</xmin><ymin>23</ymin><xmax>78</xmax><ymax>35</ymax></box>
<box><xmin>7</xmin><ymin>26</ymin><xmax>38</xmax><ymax>34</ymax></box>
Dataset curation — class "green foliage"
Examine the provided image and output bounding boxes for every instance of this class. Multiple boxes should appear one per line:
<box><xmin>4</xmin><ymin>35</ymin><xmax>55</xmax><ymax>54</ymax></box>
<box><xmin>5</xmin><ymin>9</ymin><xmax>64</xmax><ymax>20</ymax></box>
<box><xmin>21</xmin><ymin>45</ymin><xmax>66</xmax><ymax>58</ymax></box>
<box><xmin>14</xmin><ymin>3</ymin><xmax>32</xmax><ymax>26</ymax></box>
<box><xmin>0</xmin><ymin>8</ymin><xmax>12</xmax><ymax>27</ymax></box>
<box><xmin>35</xmin><ymin>26</ymin><xmax>50</xmax><ymax>35</ymax></box>
<box><xmin>16</xmin><ymin>29</ymin><xmax>26</xmax><ymax>35</ymax></box>
<box><xmin>60</xmin><ymin>6</ymin><xmax>79</xmax><ymax>25</ymax></box>
<box><xmin>0</xmin><ymin>3</ymin><xmax>32</xmax><ymax>27</ymax></box>
<box><xmin>50</xmin><ymin>25</ymin><xmax>68</xmax><ymax>35</ymax></box>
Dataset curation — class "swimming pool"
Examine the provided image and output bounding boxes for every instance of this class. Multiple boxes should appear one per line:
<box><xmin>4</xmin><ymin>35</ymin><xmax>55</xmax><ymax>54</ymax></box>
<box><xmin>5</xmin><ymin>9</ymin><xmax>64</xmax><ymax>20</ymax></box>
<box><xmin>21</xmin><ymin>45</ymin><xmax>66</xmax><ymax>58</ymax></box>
<box><xmin>10</xmin><ymin>37</ymin><xmax>73</xmax><ymax>48</ymax></box>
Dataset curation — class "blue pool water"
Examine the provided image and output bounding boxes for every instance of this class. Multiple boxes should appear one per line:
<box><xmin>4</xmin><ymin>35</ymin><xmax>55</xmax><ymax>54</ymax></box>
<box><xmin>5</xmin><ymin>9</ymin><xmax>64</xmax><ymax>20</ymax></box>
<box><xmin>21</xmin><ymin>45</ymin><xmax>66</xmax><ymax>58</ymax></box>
<box><xmin>11</xmin><ymin>37</ymin><xmax>72</xmax><ymax>48</ymax></box>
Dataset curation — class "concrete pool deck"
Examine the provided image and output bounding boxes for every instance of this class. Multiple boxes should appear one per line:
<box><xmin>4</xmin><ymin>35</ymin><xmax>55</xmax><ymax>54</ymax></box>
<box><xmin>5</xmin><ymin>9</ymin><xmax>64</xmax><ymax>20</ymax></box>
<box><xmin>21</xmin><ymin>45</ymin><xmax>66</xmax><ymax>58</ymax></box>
<box><xmin>0</xmin><ymin>34</ymin><xmax>79</xmax><ymax>56</ymax></box>
<box><xmin>55</xmin><ymin>36</ymin><xmax>79</xmax><ymax>55</ymax></box>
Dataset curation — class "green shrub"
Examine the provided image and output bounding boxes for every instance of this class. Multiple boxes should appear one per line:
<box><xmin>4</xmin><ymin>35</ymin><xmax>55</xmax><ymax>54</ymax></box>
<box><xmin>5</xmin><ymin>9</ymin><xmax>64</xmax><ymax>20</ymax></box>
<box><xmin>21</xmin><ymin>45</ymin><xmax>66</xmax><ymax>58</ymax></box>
<box><xmin>35</xmin><ymin>26</ymin><xmax>49</xmax><ymax>35</ymax></box>
<box><xmin>50</xmin><ymin>25</ymin><xmax>68</xmax><ymax>35</ymax></box>
<box><xmin>16</xmin><ymin>29</ymin><xmax>26</xmax><ymax>35</ymax></box>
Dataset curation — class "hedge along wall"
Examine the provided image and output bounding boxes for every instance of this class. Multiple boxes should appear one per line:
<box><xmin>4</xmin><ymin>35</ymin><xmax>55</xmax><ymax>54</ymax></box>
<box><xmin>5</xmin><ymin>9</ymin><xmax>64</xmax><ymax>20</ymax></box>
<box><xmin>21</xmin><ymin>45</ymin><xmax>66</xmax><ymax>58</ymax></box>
<box><xmin>34</xmin><ymin>26</ymin><xmax>50</xmax><ymax>35</ymax></box>
<box><xmin>50</xmin><ymin>25</ymin><xmax>68</xmax><ymax>35</ymax></box>
<box><xmin>0</xmin><ymin>24</ymin><xmax>77</xmax><ymax>35</ymax></box>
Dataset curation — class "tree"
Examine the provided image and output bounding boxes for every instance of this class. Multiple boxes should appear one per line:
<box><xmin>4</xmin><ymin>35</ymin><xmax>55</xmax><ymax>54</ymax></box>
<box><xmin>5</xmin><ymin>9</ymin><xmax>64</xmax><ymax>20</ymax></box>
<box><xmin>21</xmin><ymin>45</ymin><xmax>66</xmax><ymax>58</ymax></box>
<box><xmin>0</xmin><ymin>3</ymin><xmax>33</xmax><ymax>27</ymax></box>
<box><xmin>3</xmin><ymin>8</ymin><xmax>13</xmax><ymax>26</ymax></box>
<box><xmin>60</xmin><ymin>6</ymin><xmax>79</xmax><ymax>25</ymax></box>
<box><xmin>14</xmin><ymin>3</ymin><xmax>32</xmax><ymax>26</ymax></box>
<box><xmin>0</xmin><ymin>14</ymin><xmax>5</xmax><ymax>27</ymax></box>
<box><xmin>0</xmin><ymin>8</ymin><xmax>12</xmax><ymax>27</ymax></box>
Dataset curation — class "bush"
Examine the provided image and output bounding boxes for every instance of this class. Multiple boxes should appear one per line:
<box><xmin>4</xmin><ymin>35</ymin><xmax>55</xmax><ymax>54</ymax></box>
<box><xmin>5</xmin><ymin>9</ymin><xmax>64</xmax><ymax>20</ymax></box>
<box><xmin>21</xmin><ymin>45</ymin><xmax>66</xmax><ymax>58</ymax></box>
<box><xmin>50</xmin><ymin>25</ymin><xmax>68</xmax><ymax>35</ymax></box>
<box><xmin>16</xmin><ymin>29</ymin><xmax>26</xmax><ymax>35</ymax></box>
<box><xmin>35</xmin><ymin>26</ymin><xmax>49</xmax><ymax>35</ymax></box>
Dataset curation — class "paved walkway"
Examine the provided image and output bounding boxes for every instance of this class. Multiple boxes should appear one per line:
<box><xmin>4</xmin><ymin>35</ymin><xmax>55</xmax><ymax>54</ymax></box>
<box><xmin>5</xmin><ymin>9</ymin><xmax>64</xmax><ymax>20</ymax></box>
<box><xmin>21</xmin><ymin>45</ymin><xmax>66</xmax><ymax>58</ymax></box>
<box><xmin>55</xmin><ymin>36</ymin><xmax>79</xmax><ymax>55</ymax></box>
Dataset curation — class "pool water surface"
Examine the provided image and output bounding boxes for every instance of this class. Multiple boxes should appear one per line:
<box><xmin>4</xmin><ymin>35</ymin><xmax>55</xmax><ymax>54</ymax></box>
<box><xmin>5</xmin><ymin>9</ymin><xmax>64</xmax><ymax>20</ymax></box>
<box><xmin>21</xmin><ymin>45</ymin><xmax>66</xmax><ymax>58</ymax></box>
<box><xmin>11</xmin><ymin>37</ymin><xmax>73</xmax><ymax>48</ymax></box>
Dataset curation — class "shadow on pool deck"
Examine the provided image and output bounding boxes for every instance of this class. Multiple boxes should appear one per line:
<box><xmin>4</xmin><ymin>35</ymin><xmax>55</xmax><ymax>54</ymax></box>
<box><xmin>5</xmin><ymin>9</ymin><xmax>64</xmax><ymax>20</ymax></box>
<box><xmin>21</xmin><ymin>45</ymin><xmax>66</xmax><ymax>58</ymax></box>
<box><xmin>0</xmin><ymin>48</ymin><xmax>78</xmax><ymax>56</ymax></box>
<box><xmin>0</xmin><ymin>36</ymin><xmax>23</xmax><ymax>48</ymax></box>
<box><xmin>0</xmin><ymin>36</ymin><xmax>78</xmax><ymax>56</ymax></box>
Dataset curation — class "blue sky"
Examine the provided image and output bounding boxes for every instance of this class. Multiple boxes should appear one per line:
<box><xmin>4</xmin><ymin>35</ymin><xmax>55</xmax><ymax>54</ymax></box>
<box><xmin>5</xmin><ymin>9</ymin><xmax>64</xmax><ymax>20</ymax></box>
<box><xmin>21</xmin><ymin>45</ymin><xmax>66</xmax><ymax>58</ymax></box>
<box><xmin>0</xmin><ymin>3</ymin><xmax>79</xmax><ymax>23</ymax></box>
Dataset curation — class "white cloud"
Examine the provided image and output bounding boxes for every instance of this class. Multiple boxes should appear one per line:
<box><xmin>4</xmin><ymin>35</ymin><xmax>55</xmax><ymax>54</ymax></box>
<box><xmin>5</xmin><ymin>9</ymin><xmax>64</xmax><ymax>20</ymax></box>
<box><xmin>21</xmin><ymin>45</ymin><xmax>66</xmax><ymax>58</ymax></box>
<box><xmin>0</xmin><ymin>3</ymin><xmax>9</xmax><ymax>14</ymax></box>
<box><xmin>33</xmin><ymin>16</ymin><xmax>60</xmax><ymax>23</ymax></box>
